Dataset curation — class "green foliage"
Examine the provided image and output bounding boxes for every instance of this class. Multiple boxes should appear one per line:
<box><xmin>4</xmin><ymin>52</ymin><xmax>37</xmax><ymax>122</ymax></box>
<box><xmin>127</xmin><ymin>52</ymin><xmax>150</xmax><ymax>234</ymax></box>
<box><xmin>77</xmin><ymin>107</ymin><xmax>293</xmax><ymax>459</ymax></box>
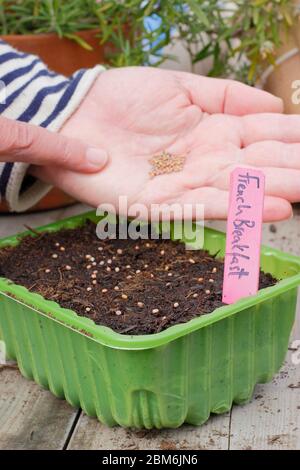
<box><xmin>0</xmin><ymin>0</ymin><xmax>296</xmax><ymax>83</ymax></box>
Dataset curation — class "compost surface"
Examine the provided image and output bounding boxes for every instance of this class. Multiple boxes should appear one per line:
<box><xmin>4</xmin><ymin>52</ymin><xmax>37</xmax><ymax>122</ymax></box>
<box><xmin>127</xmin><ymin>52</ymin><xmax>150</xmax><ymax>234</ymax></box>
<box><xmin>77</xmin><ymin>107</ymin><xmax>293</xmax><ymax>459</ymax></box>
<box><xmin>0</xmin><ymin>221</ymin><xmax>276</xmax><ymax>335</ymax></box>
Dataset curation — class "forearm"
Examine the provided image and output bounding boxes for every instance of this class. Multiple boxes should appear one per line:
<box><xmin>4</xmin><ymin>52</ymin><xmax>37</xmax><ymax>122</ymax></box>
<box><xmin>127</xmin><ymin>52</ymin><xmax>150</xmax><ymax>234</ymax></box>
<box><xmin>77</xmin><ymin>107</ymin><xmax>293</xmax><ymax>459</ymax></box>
<box><xmin>0</xmin><ymin>39</ymin><xmax>104</xmax><ymax>212</ymax></box>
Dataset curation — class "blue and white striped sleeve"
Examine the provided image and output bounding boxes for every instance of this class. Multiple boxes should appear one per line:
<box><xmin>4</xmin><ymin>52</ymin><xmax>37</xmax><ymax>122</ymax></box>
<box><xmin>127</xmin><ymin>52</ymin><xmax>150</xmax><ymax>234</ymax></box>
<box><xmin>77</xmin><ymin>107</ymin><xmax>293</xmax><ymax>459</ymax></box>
<box><xmin>0</xmin><ymin>40</ymin><xmax>105</xmax><ymax>212</ymax></box>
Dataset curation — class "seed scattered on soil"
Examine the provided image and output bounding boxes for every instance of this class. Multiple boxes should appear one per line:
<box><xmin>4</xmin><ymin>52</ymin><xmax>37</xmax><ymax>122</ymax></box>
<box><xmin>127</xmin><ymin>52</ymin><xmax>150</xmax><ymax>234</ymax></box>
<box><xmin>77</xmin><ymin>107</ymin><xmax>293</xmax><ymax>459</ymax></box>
<box><xmin>52</xmin><ymin>254</ymin><xmax>58</xmax><ymax>259</ymax></box>
<box><xmin>115</xmin><ymin>267</ymin><xmax>120</xmax><ymax>272</ymax></box>
<box><xmin>0</xmin><ymin>220</ymin><xmax>277</xmax><ymax>335</ymax></box>
<box><xmin>65</xmin><ymin>265</ymin><xmax>72</xmax><ymax>271</ymax></box>
<box><xmin>45</xmin><ymin>269</ymin><xmax>51</xmax><ymax>273</ymax></box>
<box><xmin>115</xmin><ymin>310</ymin><xmax>122</xmax><ymax>316</ymax></box>
<box><xmin>212</xmin><ymin>267</ymin><xmax>217</xmax><ymax>273</ymax></box>
<box><xmin>86</xmin><ymin>265</ymin><xmax>92</xmax><ymax>269</ymax></box>
<box><xmin>149</xmin><ymin>150</ymin><xmax>186</xmax><ymax>178</ymax></box>
<box><xmin>60</xmin><ymin>246</ymin><xmax>65</xmax><ymax>252</ymax></box>
<box><xmin>209</xmin><ymin>278</ymin><xmax>214</xmax><ymax>283</ymax></box>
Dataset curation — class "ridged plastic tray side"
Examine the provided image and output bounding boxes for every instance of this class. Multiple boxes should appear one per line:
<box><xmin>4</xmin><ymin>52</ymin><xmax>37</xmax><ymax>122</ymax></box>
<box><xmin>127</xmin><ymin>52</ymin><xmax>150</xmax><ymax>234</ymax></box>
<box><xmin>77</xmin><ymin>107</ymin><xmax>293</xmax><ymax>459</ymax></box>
<box><xmin>0</xmin><ymin>287</ymin><xmax>296</xmax><ymax>428</ymax></box>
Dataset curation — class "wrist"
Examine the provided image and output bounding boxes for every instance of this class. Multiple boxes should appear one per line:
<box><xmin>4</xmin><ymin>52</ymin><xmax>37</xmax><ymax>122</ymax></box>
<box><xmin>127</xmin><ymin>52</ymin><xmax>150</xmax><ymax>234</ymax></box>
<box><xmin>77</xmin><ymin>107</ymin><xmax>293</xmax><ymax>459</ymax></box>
<box><xmin>0</xmin><ymin>39</ymin><xmax>105</xmax><ymax>212</ymax></box>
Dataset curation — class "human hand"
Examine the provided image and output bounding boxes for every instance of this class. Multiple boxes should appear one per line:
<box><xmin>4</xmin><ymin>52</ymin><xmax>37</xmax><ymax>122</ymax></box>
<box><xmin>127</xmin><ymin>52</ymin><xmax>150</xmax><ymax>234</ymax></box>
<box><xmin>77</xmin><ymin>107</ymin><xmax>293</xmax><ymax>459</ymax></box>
<box><xmin>34</xmin><ymin>67</ymin><xmax>300</xmax><ymax>221</ymax></box>
<box><xmin>0</xmin><ymin>116</ymin><xmax>108</xmax><ymax>172</ymax></box>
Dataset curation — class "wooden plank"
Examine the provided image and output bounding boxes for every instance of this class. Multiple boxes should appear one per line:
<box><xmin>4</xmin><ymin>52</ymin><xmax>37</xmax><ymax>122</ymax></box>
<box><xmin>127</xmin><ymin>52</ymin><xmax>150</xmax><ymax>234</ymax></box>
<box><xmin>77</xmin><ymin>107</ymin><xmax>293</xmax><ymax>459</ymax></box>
<box><xmin>1</xmin><ymin>205</ymin><xmax>300</xmax><ymax>450</ymax></box>
<box><xmin>229</xmin><ymin>208</ymin><xmax>300</xmax><ymax>450</ymax></box>
<box><xmin>229</xmin><ymin>298</ymin><xmax>300</xmax><ymax>450</ymax></box>
<box><xmin>69</xmin><ymin>287</ymin><xmax>300</xmax><ymax>451</ymax></box>
<box><xmin>1</xmin><ymin>203</ymin><xmax>231</xmax><ymax>450</ymax></box>
<box><xmin>68</xmin><ymin>413</ymin><xmax>230</xmax><ymax>450</ymax></box>
<box><xmin>0</xmin><ymin>205</ymin><xmax>86</xmax><ymax>450</ymax></box>
<box><xmin>0</xmin><ymin>368</ymin><xmax>78</xmax><ymax>450</ymax></box>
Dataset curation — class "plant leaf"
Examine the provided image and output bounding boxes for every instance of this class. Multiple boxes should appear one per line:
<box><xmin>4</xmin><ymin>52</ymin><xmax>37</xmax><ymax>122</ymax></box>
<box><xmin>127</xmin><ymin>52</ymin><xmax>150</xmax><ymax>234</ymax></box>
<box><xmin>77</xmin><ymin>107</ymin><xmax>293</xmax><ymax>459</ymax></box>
<box><xmin>64</xmin><ymin>33</ymin><xmax>93</xmax><ymax>51</ymax></box>
<box><xmin>185</xmin><ymin>0</ymin><xmax>210</xmax><ymax>28</ymax></box>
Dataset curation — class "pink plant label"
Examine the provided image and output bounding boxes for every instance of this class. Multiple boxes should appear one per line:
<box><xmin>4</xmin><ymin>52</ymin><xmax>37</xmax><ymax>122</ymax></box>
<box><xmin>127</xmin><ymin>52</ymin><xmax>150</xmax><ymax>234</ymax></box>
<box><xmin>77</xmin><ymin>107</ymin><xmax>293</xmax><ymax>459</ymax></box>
<box><xmin>222</xmin><ymin>167</ymin><xmax>265</xmax><ymax>304</ymax></box>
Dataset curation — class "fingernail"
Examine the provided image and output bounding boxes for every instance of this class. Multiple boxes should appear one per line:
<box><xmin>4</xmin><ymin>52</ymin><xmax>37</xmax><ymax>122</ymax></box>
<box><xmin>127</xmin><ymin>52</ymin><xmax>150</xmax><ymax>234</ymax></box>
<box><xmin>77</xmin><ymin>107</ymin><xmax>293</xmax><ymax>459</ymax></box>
<box><xmin>86</xmin><ymin>148</ymin><xmax>108</xmax><ymax>169</ymax></box>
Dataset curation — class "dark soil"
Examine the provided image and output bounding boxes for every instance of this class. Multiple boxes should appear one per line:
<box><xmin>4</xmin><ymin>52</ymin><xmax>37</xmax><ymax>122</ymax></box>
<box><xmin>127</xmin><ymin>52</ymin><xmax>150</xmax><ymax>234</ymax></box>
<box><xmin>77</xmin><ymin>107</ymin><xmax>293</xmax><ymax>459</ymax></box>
<box><xmin>0</xmin><ymin>220</ymin><xmax>277</xmax><ymax>335</ymax></box>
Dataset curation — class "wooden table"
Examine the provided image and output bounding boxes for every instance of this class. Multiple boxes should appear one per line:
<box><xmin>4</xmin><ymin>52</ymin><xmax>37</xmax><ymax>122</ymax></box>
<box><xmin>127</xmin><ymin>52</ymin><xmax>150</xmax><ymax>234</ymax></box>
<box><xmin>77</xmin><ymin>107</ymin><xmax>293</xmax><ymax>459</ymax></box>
<box><xmin>0</xmin><ymin>204</ymin><xmax>299</xmax><ymax>450</ymax></box>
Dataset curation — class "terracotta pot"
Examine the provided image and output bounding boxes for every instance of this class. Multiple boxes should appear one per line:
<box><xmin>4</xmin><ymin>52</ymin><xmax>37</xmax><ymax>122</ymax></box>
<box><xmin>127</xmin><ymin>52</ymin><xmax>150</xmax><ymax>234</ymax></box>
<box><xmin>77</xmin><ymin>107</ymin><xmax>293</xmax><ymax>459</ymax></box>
<box><xmin>255</xmin><ymin>0</ymin><xmax>300</xmax><ymax>113</ymax></box>
<box><xmin>258</xmin><ymin>23</ymin><xmax>300</xmax><ymax>115</ymax></box>
<box><xmin>0</xmin><ymin>188</ymin><xmax>76</xmax><ymax>213</ymax></box>
<box><xmin>1</xmin><ymin>29</ymin><xmax>104</xmax><ymax>75</ymax></box>
<box><xmin>0</xmin><ymin>30</ymin><xmax>105</xmax><ymax>213</ymax></box>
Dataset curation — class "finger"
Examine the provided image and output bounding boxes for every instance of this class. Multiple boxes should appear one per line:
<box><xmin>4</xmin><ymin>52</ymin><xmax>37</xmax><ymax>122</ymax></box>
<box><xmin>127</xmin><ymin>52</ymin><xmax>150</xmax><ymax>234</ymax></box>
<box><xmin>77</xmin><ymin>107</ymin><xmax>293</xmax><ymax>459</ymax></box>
<box><xmin>177</xmin><ymin>73</ymin><xmax>283</xmax><ymax>115</ymax></box>
<box><xmin>0</xmin><ymin>116</ymin><xmax>108</xmax><ymax>173</ymax></box>
<box><xmin>243</xmin><ymin>141</ymin><xmax>300</xmax><ymax>170</ymax></box>
<box><xmin>209</xmin><ymin>164</ymin><xmax>300</xmax><ymax>203</ymax></box>
<box><xmin>176</xmin><ymin>187</ymin><xmax>292</xmax><ymax>221</ymax></box>
<box><xmin>240</xmin><ymin>113</ymin><xmax>300</xmax><ymax>146</ymax></box>
<box><xmin>261</xmin><ymin>197</ymin><xmax>292</xmax><ymax>222</ymax></box>
<box><xmin>260</xmin><ymin>167</ymin><xmax>300</xmax><ymax>202</ymax></box>
<box><xmin>33</xmin><ymin>166</ymin><xmax>292</xmax><ymax>222</ymax></box>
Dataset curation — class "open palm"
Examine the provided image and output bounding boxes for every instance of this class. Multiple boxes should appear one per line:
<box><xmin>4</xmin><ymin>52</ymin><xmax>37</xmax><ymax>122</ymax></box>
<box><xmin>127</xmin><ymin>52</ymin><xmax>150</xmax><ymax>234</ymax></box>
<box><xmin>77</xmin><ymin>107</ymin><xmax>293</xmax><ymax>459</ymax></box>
<box><xmin>35</xmin><ymin>67</ymin><xmax>300</xmax><ymax>220</ymax></box>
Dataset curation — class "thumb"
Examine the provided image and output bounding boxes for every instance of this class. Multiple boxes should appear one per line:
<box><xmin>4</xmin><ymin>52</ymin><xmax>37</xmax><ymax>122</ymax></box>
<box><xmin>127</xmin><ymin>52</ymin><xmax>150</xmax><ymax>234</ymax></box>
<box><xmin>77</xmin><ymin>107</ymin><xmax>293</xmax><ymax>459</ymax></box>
<box><xmin>0</xmin><ymin>116</ymin><xmax>108</xmax><ymax>173</ymax></box>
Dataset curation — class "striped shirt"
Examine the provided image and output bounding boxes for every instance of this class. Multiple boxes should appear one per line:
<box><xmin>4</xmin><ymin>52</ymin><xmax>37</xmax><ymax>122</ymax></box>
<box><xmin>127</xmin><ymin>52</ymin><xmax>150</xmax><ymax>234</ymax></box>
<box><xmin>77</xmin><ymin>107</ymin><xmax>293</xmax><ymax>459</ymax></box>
<box><xmin>0</xmin><ymin>40</ymin><xmax>104</xmax><ymax>212</ymax></box>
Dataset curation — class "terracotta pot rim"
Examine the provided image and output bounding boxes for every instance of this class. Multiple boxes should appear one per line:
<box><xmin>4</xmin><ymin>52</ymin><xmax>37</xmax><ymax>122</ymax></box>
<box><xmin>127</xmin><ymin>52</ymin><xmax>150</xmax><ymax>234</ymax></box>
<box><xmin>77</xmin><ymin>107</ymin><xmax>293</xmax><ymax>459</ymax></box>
<box><xmin>0</xmin><ymin>29</ymin><xmax>100</xmax><ymax>41</ymax></box>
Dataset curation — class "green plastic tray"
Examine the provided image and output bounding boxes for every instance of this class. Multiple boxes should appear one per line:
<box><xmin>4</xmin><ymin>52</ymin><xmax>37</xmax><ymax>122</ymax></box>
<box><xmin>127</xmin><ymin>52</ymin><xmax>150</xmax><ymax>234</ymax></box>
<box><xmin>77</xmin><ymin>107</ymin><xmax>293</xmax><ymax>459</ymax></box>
<box><xmin>0</xmin><ymin>211</ymin><xmax>300</xmax><ymax>429</ymax></box>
